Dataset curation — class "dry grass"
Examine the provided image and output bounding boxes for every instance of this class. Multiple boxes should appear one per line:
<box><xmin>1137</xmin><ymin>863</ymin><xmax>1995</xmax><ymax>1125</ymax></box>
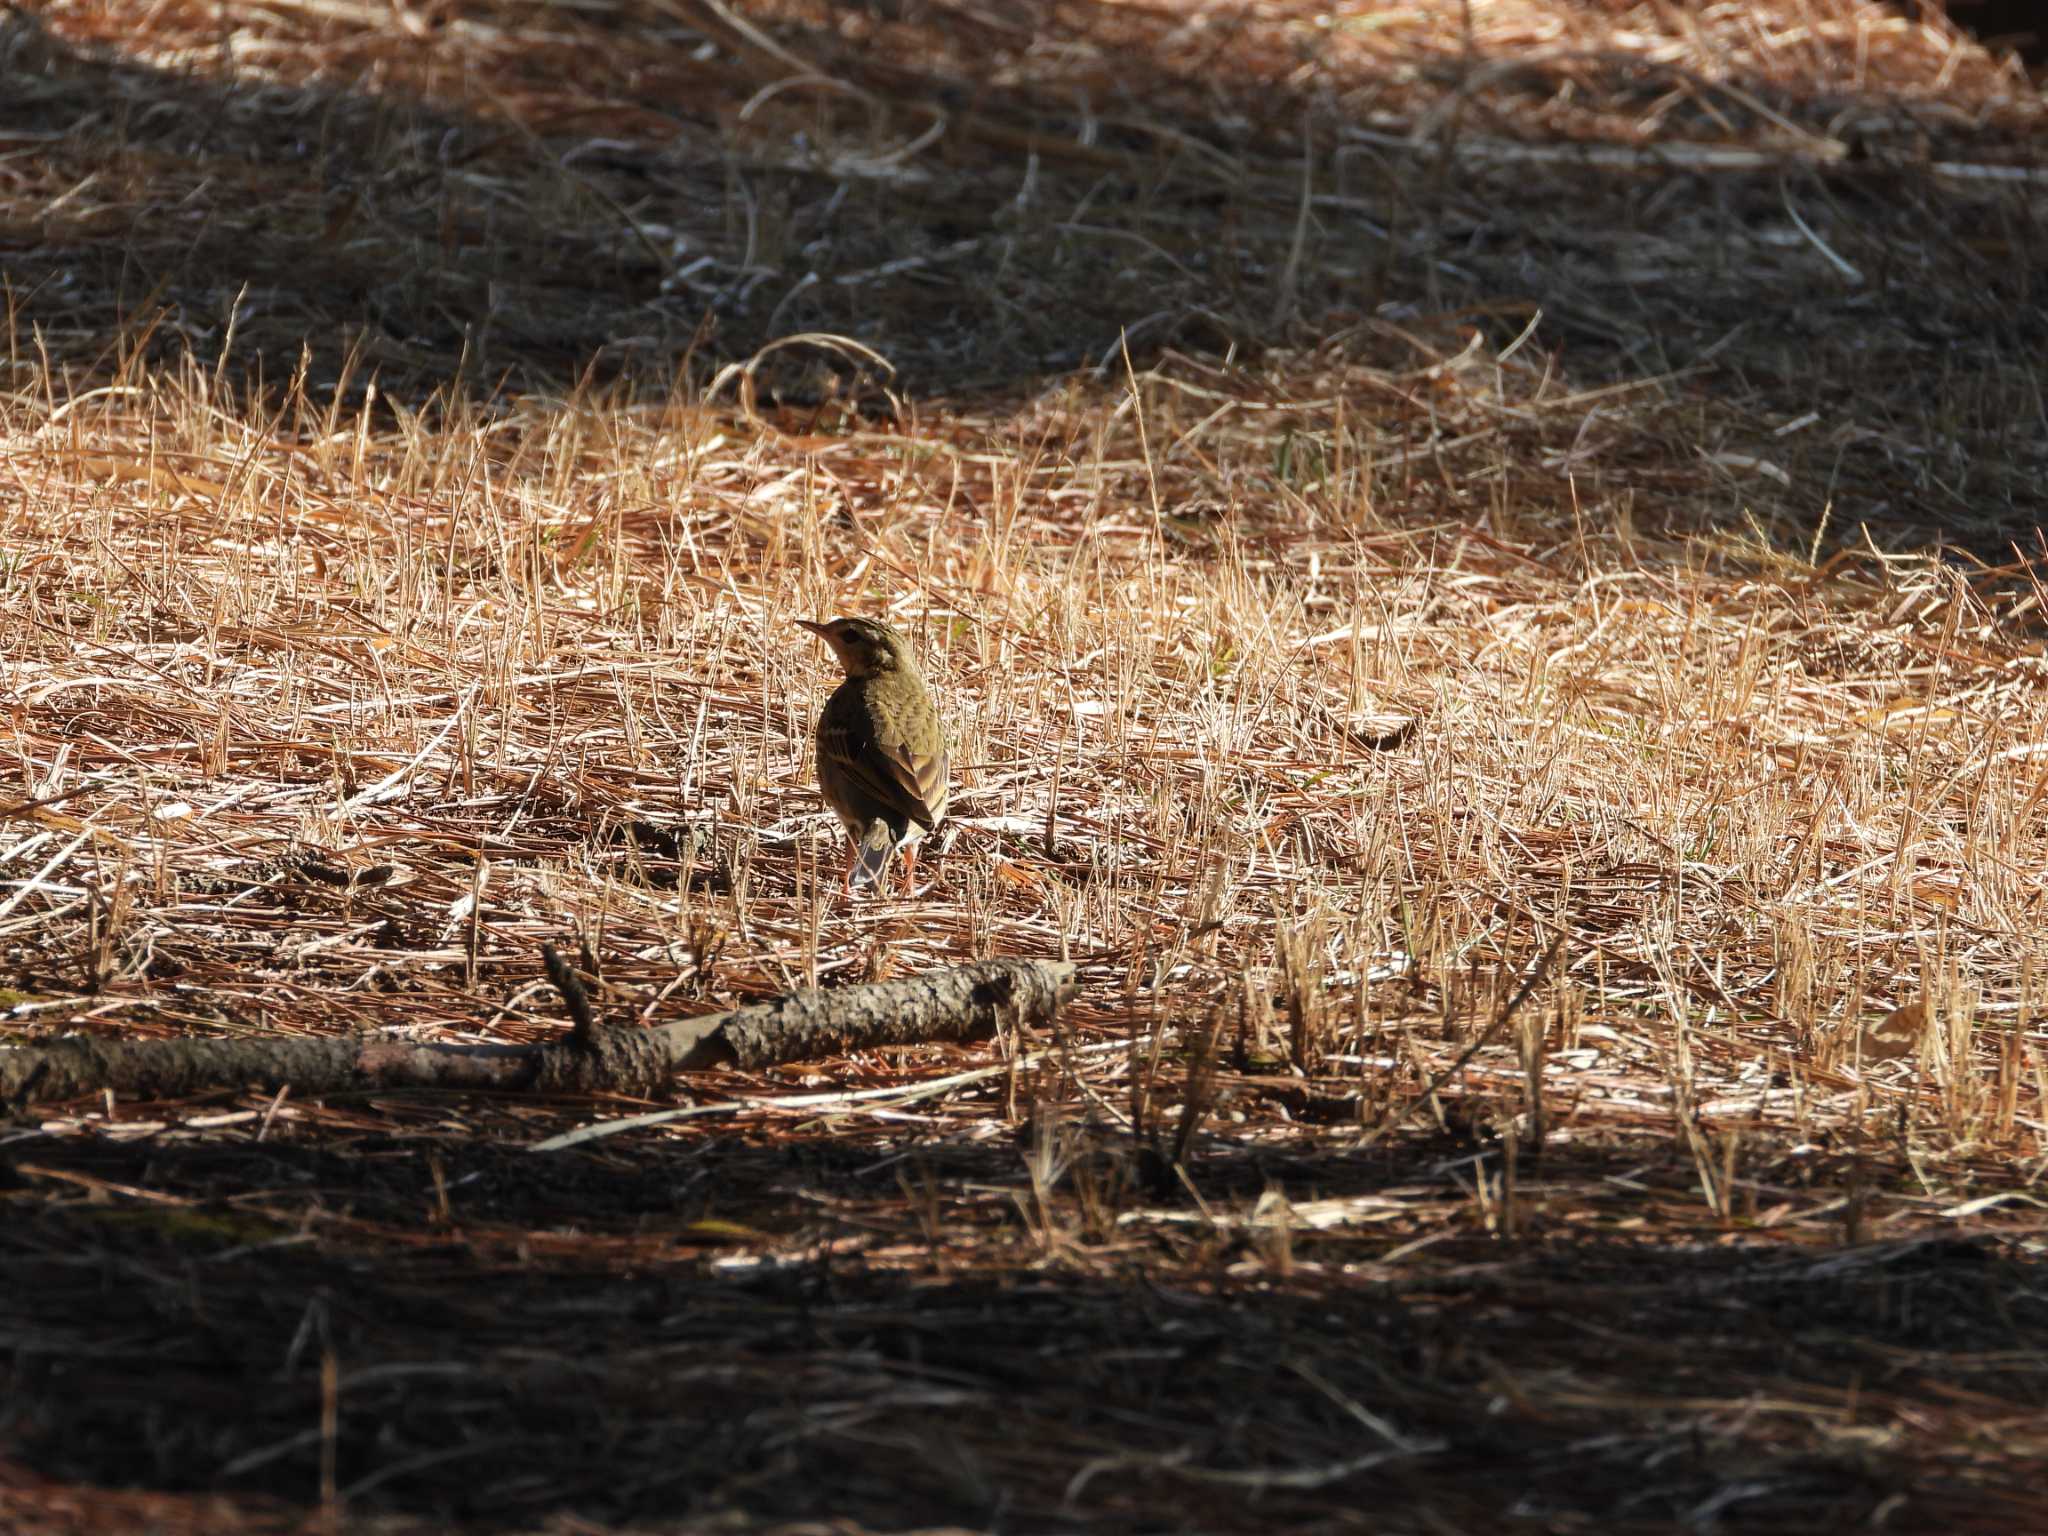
<box><xmin>5</xmin><ymin>0</ymin><xmax>2048</xmax><ymax>1531</ymax></box>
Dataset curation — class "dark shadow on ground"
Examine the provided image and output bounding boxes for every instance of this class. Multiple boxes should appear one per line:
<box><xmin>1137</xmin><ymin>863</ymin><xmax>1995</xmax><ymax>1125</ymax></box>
<box><xmin>1947</xmin><ymin>0</ymin><xmax>2048</xmax><ymax>70</ymax></box>
<box><xmin>5</xmin><ymin>1118</ymin><xmax>2041</xmax><ymax>1532</ymax></box>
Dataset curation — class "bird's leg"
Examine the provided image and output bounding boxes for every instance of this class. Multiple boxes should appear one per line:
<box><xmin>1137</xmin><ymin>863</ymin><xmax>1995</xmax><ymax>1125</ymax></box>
<box><xmin>899</xmin><ymin>844</ymin><xmax>918</xmax><ymax>895</ymax></box>
<box><xmin>842</xmin><ymin>842</ymin><xmax>859</xmax><ymax>893</ymax></box>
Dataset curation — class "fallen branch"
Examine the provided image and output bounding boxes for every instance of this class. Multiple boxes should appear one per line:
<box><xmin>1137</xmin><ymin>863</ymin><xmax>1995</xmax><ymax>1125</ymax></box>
<box><xmin>0</xmin><ymin>958</ymin><xmax>1078</xmax><ymax>1107</ymax></box>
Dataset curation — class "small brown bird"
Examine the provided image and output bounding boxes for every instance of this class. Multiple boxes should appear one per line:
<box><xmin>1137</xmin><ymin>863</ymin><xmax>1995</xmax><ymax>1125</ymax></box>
<box><xmin>797</xmin><ymin>616</ymin><xmax>950</xmax><ymax>893</ymax></box>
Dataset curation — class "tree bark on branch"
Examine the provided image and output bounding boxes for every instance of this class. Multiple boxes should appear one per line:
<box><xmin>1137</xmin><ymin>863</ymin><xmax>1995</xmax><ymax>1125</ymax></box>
<box><xmin>0</xmin><ymin>958</ymin><xmax>1077</xmax><ymax>1107</ymax></box>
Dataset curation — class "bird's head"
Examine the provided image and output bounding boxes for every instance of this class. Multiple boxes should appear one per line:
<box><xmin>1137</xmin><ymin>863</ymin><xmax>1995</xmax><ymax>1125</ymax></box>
<box><xmin>797</xmin><ymin>616</ymin><xmax>917</xmax><ymax>678</ymax></box>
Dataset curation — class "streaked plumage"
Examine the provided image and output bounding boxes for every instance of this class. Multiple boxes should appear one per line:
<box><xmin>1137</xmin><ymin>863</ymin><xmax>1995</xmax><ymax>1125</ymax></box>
<box><xmin>797</xmin><ymin>617</ymin><xmax>949</xmax><ymax>892</ymax></box>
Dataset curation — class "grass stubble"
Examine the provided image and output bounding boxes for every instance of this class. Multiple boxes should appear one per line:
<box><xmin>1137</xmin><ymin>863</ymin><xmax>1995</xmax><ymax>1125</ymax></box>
<box><xmin>3</xmin><ymin>0</ymin><xmax>2048</xmax><ymax>1531</ymax></box>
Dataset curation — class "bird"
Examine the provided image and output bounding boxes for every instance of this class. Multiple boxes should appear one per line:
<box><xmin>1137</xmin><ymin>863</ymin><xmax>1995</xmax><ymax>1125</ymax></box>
<box><xmin>796</xmin><ymin>616</ymin><xmax>950</xmax><ymax>893</ymax></box>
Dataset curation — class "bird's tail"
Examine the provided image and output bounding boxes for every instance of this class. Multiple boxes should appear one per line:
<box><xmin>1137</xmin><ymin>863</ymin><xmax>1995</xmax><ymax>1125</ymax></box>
<box><xmin>851</xmin><ymin>820</ymin><xmax>899</xmax><ymax>889</ymax></box>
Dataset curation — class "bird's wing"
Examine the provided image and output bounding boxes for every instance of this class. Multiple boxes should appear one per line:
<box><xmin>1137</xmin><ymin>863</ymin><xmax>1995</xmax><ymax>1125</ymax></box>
<box><xmin>818</xmin><ymin>711</ymin><xmax>942</xmax><ymax>829</ymax></box>
<box><xmin>878</xmin><ymin>739</ymin><xmax>948</xmax><ymax>829</ymax></box>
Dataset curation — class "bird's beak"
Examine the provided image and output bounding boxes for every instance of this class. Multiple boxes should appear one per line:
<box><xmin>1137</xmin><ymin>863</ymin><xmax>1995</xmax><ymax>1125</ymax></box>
<box><xmin>795</xmin><ymin>620</ymin><xmax>828</xmax><ymax>637</ymax></box>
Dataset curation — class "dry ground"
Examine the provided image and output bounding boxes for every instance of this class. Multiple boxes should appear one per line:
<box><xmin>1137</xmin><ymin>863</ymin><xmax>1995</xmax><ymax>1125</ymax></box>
<box><xmin>5</xmin><ymin>0</ymin><xmax>2048</xmax><ymax>1531</ymax></box>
